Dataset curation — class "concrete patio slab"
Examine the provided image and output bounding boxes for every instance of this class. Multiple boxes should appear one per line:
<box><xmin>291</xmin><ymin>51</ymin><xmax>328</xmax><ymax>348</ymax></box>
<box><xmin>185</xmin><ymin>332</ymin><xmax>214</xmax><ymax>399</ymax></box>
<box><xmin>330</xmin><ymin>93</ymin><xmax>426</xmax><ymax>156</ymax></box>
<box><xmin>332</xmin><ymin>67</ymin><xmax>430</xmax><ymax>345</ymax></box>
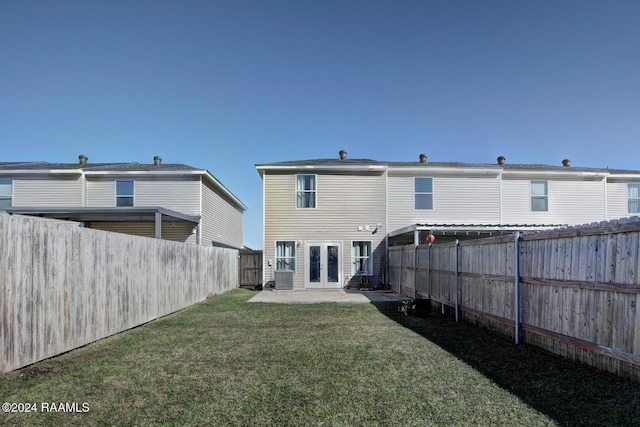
<box><xmin>247</xmin><ymin>288</ymin><xmax>403</xmax><ymax>304</ymax></box>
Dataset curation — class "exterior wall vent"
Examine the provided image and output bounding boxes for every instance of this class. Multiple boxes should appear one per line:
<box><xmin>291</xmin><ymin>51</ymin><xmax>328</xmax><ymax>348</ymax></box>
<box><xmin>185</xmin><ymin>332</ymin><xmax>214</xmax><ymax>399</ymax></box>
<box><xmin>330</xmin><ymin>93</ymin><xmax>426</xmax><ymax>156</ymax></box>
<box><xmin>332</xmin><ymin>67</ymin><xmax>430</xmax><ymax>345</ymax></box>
<box><xmin>339</xmin><ymin>150</ymin><xmax>348</xmax><ymax>160</ymax></box>
<box><xmin>78</xmin><ymin>155</ymin><xmax>88</xmax><ymax>165</ymax></box>
<box><xmin>419</xmin><ymin>154</ymin><xmax>428</xmax><ymax>164</ymax></box>
<box><xmin>562</xmin><ymin>159</ymin><xmax>571</xmax><ymax>167</ymax></box>
<box><xmin>274</xmin><ymin>270</ymin><xmax>294</xmax><ymax>290</ymax></box>
<box><xmin>497</xmin><ymin>156</ymin><xmax>506</xmax><ymax>165</ymax></box>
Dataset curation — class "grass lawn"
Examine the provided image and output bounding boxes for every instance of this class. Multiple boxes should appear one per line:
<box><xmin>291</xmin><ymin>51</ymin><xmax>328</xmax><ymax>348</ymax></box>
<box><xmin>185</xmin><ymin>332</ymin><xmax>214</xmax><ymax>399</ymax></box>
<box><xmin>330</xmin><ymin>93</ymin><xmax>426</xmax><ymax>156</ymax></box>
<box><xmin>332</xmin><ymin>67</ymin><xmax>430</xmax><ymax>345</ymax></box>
<box><xmin>1</xmin><ymin>288</ymin><xmax>639</xmax><ymax>426</ymax></box>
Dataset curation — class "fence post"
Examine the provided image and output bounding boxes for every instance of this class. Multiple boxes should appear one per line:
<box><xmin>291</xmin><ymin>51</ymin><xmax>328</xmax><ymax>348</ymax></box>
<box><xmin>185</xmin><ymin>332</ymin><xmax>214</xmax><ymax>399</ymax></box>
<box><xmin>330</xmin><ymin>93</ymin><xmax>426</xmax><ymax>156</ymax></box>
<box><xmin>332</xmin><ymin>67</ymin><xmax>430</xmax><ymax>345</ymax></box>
<box><xmin>455</xmin><ymin>239</ymin><xmax>459</xmax><ymax>323</ymax></box>
<box><xmin>427</xmin><ymin>242</ymin><xmax>431</xmax><ymax>299</ymax></box>
<box><xmin>514</xmin><ymin>231</ymin><xmax>521</xmax><ymax>345</ymax></box>
<box><xmin>414</xmin><ymin>246</ymin><xmax>419</xmax><ymax>299</ymax></box>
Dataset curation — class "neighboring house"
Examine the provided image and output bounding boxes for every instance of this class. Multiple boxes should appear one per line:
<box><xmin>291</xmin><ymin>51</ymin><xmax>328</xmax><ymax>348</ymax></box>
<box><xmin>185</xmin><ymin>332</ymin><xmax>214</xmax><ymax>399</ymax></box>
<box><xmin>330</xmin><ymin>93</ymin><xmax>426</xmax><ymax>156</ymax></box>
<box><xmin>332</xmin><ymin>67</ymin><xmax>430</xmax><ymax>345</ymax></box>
<box><xmin>256</xmin><ymin>151</ymin><xmax>640</xmax><ymax>290</ymax></box>
<box><xmin>0</xmin><ymin>155</ymin><xmax>247</xmax><ymax>249</ymax></box>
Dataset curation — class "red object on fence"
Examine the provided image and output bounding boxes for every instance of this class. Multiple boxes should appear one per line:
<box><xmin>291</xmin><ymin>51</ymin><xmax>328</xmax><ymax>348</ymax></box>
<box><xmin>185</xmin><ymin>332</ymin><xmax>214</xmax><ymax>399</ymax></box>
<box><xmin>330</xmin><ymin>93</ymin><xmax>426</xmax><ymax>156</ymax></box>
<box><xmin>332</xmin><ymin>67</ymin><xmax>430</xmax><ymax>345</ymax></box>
<box><xmin>426</xmin><ymin>234</ymin><xmax>436</xmax><ymax>244</ymax></box>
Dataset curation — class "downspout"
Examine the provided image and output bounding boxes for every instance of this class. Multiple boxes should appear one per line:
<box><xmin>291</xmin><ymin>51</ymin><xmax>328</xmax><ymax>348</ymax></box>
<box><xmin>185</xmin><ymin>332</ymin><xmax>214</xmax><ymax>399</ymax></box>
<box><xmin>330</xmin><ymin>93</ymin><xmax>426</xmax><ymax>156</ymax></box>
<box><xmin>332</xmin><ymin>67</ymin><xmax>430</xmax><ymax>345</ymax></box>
<box><xmin>455</xmin><ymin>239</ymin><xmax>459</xmax><ymax>323</ymax></box>
<box><xmin>514</xmin><ymin>231</ymin><xmax>521</xmax><ymax>344</ymax></box>
<box><xmin>263</xmin><ymin>173</ymin><xmax>267</xmax><ymax>288</ymax></box>
<box><xmin>199</xmin><ymin>175</ymin><xmax>203</xmax><ymax>245</ymax></box>
<box><xmin>603</xmin><ymin>176</ymin><xmax>608</xmax><ymax>220</ymax></box>
<box><xmin>499</xmin><ymin>170</ymin><xmax>503</xmax><ymax>224</ymax></box>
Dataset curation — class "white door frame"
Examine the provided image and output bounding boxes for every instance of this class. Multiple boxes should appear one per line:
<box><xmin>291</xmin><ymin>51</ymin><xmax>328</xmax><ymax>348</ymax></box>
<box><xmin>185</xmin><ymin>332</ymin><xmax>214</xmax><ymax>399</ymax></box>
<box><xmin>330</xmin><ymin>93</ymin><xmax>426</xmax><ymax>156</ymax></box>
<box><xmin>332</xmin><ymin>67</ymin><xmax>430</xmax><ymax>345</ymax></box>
<box><xmin>304</xmin><ymin>241</ymin><xmax>342</xmax><ymax>289</ymax></box>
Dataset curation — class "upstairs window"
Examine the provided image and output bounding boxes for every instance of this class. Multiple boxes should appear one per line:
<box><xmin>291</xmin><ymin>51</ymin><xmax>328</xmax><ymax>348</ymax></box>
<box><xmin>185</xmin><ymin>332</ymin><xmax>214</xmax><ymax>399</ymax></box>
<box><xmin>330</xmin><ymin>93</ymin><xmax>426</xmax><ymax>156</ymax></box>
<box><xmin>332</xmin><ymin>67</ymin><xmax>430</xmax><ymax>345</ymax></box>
<box><xmin>0</xmin><ymin>179</ymin><xmax>11</xmax><ymax>211</ymax></box>
<box><xmin>414</xmin><ymin>177</ymin><xmax>433</xmax><ymax>210</ymax></box>
<box><xmin>276</xmin><ymin>241</ymin><xmax>296</xmax><ymax>271</ymax></box>
<box><xmin>531</xmin><ymin>180</ymin><xmax>548</xmax><ymax>212</ymax></box>
<box><xmin>296</xmin><ymin>175</ymin><xmax>316</xmax><ymax>208</ymax></box>
<box><xmin>352</xmin><ymin>241</ymin><xmax>373</xmax><ymax>276</ymax></box>
<box><xmin>116</xmin><ymin>180</ymin><xmax>134</xmax><ymax>207</ymax></box>
<box><xmin>629</xmin><ymin>183</ymin><xmax>640</xmax><ymax>213</ymax></box>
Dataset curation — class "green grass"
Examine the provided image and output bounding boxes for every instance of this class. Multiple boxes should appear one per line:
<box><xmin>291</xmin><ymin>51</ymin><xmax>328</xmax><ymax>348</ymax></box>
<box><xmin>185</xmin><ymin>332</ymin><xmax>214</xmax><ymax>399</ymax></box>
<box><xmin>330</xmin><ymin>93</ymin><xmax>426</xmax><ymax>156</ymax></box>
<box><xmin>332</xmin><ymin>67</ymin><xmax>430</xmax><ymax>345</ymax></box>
<box><xmin>1</xmin><ymin>288</ymin><xmax>639</xmax><ymax>426</ymax></box>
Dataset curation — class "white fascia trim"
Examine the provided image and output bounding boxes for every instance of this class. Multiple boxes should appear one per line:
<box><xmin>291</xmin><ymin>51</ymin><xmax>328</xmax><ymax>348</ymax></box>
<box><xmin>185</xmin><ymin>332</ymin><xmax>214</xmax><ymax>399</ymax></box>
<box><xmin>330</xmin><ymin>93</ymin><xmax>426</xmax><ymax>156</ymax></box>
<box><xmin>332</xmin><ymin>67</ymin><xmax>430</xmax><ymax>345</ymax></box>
<box><xmin>606</xmin><ymin>174</ymin><xmax>640</xmax><ymax>180</ymax></box>
<box><xmin>388</xmin><ymin>167</ymin><xmax>501</xmax><ymax>175</ymax></box>
<box><xmin>256</xmin><ymin>165</ymin><xmax>387</xmax><ymax>175</ymax></box>
<box><xmin>502</xmin><ymin>170</ymin><xmax>610</xmax><ymax>178</ymax></box>
<box><xmin>84</xmin><ymin>170</ymin><xmax>202</xmax><ymax>176</ymax></box>
<box><xmin>0</xmin><ymin>169</ymin><xmax>83</xmax><ymax>175</ymax></box>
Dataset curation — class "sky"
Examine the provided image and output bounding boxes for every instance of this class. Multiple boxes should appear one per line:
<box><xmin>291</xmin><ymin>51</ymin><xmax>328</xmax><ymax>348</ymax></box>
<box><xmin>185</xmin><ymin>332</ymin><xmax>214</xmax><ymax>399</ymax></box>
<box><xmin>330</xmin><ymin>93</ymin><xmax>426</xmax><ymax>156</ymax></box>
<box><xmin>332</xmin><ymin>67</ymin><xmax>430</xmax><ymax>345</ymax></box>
<box><xmin>1</xmin><ymin>0</ymin><xmax>639</xmax><ymax>249</ymax></box>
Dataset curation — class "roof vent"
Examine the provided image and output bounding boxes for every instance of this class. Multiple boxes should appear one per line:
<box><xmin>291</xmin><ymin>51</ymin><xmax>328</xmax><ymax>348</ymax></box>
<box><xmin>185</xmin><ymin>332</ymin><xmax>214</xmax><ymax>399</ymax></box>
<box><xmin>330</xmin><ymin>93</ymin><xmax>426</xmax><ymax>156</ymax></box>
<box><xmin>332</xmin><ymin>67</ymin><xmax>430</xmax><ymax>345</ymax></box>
<box><xmin>79</xmin><ymin>154</ymin><xmax>88</xmax><ymax>165</ymax></box>
<box><xmin>154</xmin><ymin>155</ymin><xmax>162</xmax><ymax>166</ymax></box>
<box><xmin>562</xmin><ymin>158</ymin><xmax>571</xmax><ymax>167</ymax></box>
<box><xmin>339</xmin><ymin>150</ymin><xmax>347</xmax><ymax>160</ymax></box>
<box><xmin>419</xmin><ymin>153</ymin><xmax>428</xmax><ymax>164</ymax></box>
<box><xmin>497</xmin><ymin>156</ymin><xmax>506</xmax><ymax>165</ymax></box>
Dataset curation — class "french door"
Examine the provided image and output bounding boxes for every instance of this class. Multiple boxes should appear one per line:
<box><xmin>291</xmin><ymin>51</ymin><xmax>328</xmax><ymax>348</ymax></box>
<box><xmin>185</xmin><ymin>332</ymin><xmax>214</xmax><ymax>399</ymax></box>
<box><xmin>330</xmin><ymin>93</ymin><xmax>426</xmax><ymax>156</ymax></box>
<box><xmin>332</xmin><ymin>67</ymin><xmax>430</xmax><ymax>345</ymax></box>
<box><xmin>304</xmin><ymin>242</ymin><xmax>342</xmax><ymax>289</ymax></box>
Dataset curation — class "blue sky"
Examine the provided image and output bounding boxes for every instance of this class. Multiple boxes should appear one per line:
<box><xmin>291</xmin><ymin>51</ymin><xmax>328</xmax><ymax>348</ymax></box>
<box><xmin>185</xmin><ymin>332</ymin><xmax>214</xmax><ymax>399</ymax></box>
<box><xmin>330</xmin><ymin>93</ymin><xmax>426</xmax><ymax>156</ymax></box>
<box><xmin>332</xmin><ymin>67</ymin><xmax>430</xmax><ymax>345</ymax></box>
<box><xmin>1</xmin><ymin>0</ymin><xmax>639</xmax><ymax>249</ymax></box>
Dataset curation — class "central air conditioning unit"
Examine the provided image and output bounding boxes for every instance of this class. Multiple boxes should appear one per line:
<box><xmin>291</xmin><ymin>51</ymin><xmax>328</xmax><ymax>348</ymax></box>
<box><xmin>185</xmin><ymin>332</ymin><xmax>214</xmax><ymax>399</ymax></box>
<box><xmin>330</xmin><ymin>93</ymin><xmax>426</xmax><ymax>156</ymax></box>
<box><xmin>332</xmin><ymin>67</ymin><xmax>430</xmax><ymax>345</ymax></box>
<box><xmin>274</xmin><ymin>270</ymin><xmax>294</xmax><ymax>290</ymax></box>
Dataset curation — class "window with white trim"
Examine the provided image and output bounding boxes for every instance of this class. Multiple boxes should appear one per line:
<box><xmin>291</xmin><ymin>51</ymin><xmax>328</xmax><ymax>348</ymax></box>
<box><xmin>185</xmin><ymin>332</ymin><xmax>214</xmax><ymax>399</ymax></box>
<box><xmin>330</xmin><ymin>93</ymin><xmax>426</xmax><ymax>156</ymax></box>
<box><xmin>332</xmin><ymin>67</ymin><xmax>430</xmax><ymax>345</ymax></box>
<box><xmin>116</xmin><ymin>180</ymin><xmax>134</xmax><ymax>207</ymax></box>
<box><xmin>629</xmin><ymin>183</ymin><xmax>640</xmax><ymax>213</ymax></box>
<box><xmin>0</xmin><ymin>179</ymin><xmax>11</xmax><ymax>211</ymax></box>
<box><xmin>276</xmin><ymin>241</ymin><xmax>296</xmax><ymax>271</ymax></box>
<box><xmin>296</xmin><ymin>175</ymin><xmax>316</xmax><ymax>208</ymax></box>
<box><xmin>352</xmin><ymin>241</ymin><xmax>373</xmax><ymax>276</ymax></box>
<box><xmin>415</xmin><ymin>177</ymin><xmax>433</xmax><ymax>210</ymax></box>
<box><xmin>531</xmin><ymin>180</ymin><xmax>548</xmax><ymax>212</ymax></box>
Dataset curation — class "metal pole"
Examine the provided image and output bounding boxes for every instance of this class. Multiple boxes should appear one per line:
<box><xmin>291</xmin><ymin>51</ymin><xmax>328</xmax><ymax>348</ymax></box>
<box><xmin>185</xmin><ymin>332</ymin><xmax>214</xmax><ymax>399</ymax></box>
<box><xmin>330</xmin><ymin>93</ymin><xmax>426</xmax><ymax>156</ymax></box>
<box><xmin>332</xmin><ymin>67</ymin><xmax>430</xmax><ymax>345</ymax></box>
<box><xmin>414</xmin><ymin>246</ymin><xmax>418</xmax><ymax>299</ymax></box>
<box><xmin>414</xmin><ymin>229</ymin><xmax>419</xmax><ymax>299</ymax></box>
<box><xmin>514</xmin><ymin>231</ymin><xmax>521</xmax><ymax>345</ymax></box>
<box><xmin>427</xmin><ymin>242</ymin><xmax>431</xmax><ymax>299</ymax></box>
<box><xmin>455</xmin><ymin>239</ymin><xmax>459</xmax><ymax>323</ymax></box>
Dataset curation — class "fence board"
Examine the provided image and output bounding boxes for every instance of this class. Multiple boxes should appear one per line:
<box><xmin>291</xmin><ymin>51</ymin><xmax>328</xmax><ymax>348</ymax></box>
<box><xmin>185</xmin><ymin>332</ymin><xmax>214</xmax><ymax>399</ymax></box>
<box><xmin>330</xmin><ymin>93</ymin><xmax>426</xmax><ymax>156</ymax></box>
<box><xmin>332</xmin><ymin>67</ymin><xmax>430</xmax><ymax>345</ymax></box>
<box><xmin>0</xmin><ymin>214</ymin><xmax>238</xmax><ymax>372</ymax></box>
<box><xmin>388</xmin><ymin>218</ymin><xmax>640</xmax><ymax>381</ymax></box>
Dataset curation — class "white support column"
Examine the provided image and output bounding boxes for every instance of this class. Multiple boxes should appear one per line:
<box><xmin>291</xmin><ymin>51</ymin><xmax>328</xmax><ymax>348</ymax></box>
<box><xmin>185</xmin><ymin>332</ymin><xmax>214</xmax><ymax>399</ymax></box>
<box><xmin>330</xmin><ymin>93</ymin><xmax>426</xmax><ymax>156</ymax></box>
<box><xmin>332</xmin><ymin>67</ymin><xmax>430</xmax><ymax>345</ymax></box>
<box><xmin>155</xmin><ymin>212</ymin><xmax>162</xmax><ymax>239</ymax></box>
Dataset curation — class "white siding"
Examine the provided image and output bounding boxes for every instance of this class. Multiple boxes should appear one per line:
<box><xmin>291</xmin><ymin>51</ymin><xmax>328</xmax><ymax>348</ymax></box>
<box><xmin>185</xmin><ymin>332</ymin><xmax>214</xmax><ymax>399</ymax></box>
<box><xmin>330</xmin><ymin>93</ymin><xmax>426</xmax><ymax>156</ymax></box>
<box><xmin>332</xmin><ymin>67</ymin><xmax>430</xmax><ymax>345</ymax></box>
<box><xmin>607</xmin><ymin>180</ymin><xmax>640</xmax><ymax>220</ymax></box>
<box><xmin>201</xmin><ymin>180</ymin><xmax>243</xmax><ymax>249</ymax></box>
<box><xmin>13</xmin><ymin>177</ymin><xmax>83</xmax><ymax>207</ymax></box>
<box><xmin>387</xmin><ymin>172</ymin><xmax>501</xmax><ymax>231</ymax></box>
<box><xmin>502</xmin><ymin>177</ymin><xmax>606</xmax><ymax>225</ymax></box>
<box><xmin>263</xmin><ymin>172</ymin><xmax>386</xmax><ymax>289</ymax></box>
<box><xmin>86</xmin><ymin>177</ymin><xmax>199</xmax><ymax>214</ymax></box>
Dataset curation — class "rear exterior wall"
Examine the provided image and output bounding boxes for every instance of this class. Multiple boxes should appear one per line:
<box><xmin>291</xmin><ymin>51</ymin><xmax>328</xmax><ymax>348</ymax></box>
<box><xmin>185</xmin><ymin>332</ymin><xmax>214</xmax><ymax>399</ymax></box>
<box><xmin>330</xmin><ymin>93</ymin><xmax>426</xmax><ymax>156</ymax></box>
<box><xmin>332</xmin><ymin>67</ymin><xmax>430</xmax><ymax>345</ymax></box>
<box><xmin>263</xmin><ymin>171</ymin><xmax>386</xmax><ymax>289</ymax></box>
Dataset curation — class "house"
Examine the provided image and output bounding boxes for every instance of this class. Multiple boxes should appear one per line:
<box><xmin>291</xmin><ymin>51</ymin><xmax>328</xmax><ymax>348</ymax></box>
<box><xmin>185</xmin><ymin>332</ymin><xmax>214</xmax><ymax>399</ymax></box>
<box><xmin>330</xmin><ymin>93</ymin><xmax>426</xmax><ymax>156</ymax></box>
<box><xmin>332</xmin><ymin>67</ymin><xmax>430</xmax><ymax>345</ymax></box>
<box><xmin>0</xmin><ymin>155</ymin><xmax>247</xmax><ymax>249</ymax></box>
<box><xmin>256</xmin><ymin>150</ymin><xmax>640</xmax><ymax>290</ymax></box>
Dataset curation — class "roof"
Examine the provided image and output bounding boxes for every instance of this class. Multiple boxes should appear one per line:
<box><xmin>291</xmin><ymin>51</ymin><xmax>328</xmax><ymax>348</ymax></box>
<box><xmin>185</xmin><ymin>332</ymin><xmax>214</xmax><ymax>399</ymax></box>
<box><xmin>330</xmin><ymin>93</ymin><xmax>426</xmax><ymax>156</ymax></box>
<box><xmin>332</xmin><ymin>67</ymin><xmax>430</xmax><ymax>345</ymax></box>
<box><xmin>0</xmin><ymin>159</ymin><xmax>247</xmax><ymax>211</ymax></box>
<box><xmin>255</xmin><ymin>157</ymin><xmax>640</xmax><ymax>176</ymax></box>
<box><xmin>0</xmin><ymin>161</ymin><xmax>200</xmax><ymax>171</ymax></box>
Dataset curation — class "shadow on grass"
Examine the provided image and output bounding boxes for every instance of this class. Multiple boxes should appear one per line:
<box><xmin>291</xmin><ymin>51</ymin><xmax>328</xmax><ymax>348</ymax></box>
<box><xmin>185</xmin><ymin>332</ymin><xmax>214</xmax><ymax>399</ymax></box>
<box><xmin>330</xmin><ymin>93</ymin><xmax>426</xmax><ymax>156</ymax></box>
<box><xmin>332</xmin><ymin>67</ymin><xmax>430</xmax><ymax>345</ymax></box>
<box><xmin>373</xmin><ymin>301</ymin><xmax>640</xmax><ymax>427</ymax></box>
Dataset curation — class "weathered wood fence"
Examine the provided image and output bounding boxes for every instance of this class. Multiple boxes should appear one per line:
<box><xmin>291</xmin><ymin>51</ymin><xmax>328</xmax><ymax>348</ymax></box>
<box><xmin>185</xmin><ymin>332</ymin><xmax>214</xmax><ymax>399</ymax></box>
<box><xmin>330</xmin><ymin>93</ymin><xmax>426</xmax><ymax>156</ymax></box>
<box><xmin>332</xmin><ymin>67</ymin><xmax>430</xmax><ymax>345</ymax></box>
<box><xmin>389</xmin><ymin>217</ymin><xmax>640</xmax><ymax>381</ymax></box>
<box><xmin>1</xmin><ymin>214</ymin><xmax>239</xmax><ymax>372</ymax></box>
<box><xmin>239</xmin><ymin>250</ymin><xmax>263</xmax><ymax>289</ymax></box>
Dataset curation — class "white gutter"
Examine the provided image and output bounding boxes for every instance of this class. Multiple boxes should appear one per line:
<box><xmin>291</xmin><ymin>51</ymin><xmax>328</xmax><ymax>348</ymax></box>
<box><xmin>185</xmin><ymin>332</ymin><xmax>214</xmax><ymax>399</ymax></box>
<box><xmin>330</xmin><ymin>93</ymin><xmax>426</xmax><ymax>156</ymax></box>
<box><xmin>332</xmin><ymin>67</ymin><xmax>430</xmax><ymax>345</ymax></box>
<box><xmin>0</xmin><ymin>169</ymin><xmax>83</xmax><ymax>175</ymax></box>
<box><xmin>256</xmin><ymin>164</ymin><xmax>387</xmax><ymax>177</ymax></box>
<box><xmin>502</xmin><ymin>170</ymin><xmax>610</xmax><ymax>178</ymax></box>
<box><xmin>388</xmin><ymin>166</ymin><xmax>501</xmax><ymax>175</ymax></box>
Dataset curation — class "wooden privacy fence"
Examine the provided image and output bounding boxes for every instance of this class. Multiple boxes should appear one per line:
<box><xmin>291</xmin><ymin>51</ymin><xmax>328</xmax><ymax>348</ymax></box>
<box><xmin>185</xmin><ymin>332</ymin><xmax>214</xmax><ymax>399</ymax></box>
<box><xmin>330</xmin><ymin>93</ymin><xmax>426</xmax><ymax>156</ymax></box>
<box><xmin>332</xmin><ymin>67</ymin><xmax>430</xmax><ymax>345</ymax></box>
<box><xmin>0</xmin><ymin>214</ymin><xmax>239</xmax><ymax>372</ymax></box>
<box><xmin>239</xmin><ymin>250</ymin><xmax>263</xmax><ymax>288</ymax></box>
<box><xmin>388</xmin><ymin>217</ymin><xmax>640</xmax><ymax>381</ymax></box>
